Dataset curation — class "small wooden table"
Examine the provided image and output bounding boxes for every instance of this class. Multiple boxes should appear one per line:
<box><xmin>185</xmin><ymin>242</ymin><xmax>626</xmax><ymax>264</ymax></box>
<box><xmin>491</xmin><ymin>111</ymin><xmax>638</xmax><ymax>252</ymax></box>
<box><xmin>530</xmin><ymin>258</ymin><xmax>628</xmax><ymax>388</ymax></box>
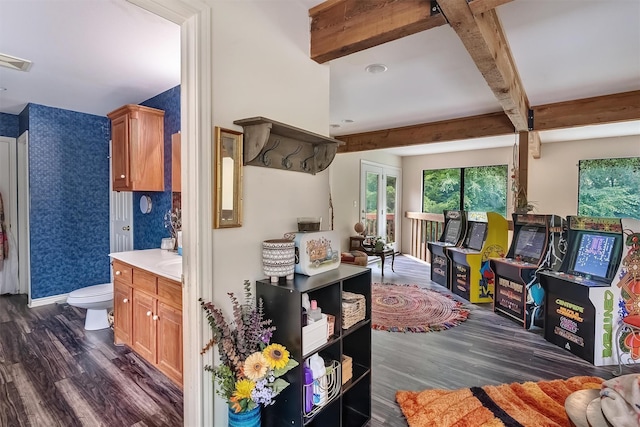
<box><xmin>362</xmin><ymin>246</ymin><xmax>395</xmax><ymax>276</ymax></box>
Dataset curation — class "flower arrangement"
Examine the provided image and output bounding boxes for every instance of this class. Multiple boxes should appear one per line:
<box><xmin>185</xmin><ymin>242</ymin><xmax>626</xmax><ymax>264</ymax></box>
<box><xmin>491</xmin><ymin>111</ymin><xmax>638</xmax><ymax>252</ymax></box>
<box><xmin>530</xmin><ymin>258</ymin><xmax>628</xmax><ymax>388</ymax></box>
<box><xmin>200</xmin><ymin>281</ymin><xmax>298</xmax><ymax>413</ymax></box>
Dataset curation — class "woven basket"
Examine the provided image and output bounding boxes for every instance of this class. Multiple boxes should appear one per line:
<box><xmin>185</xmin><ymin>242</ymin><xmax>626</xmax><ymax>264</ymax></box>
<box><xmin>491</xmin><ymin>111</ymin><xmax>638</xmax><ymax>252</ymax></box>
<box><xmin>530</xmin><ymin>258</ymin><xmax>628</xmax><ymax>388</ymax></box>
<box><xmin>342</xmin><ymin>291</ymin><xmax>366</xmax><ymax>329</ymax></box>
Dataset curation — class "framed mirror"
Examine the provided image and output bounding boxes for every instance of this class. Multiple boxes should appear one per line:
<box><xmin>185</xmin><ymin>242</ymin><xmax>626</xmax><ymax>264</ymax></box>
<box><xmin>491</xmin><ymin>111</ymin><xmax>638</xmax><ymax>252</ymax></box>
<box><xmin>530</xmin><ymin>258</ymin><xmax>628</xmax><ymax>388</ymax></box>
<box><xmin>213</xmin><ymin>127</ymin><xmax>243</xmax><ymax>228</ymax></box>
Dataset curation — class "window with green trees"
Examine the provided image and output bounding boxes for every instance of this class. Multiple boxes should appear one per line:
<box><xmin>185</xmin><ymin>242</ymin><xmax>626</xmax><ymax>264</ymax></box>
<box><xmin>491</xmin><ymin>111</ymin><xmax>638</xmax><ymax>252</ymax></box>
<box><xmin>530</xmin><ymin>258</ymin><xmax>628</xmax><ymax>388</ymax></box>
<box><xmin>578</xmin><ymin>157</ymin><xmax>640</xmax><ymax>219</ymax></box>
<box><xmin>423</xmin><ymin>165</ymin><xmax>508</xmax><ymax>216</ymax></box>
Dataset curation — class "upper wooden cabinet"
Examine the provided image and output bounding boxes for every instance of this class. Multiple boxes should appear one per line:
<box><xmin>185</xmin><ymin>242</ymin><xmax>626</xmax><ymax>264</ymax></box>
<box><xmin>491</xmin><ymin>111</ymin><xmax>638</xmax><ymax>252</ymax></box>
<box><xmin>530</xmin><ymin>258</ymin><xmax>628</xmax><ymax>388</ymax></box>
<box><xmin>108</xmin><ymin>104</ymin><xmax>165</xmax><ymax>191</ymax></box>
<box><xmin>171</xmin><ymin>132</ymin><xmax>181</xmax><ymax>192</ymax></box>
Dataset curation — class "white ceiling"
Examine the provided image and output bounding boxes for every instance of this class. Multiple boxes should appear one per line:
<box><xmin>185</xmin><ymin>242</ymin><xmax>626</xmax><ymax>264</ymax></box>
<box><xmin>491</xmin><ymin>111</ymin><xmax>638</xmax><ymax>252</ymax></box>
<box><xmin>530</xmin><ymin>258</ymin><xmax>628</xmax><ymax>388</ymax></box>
<box><xmin>1</xmin><ymin>0</ymin><xmax>639</xmax><ymax>156</ymax></box>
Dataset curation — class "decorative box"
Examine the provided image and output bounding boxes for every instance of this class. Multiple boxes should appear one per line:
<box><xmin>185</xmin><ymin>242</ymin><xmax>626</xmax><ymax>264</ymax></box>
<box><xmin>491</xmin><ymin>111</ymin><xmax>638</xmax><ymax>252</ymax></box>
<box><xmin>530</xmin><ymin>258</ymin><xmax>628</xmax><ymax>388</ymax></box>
<box><xmin>287</xmin><ymin>231</ymin><xmax>340</xmax><ymax>276</ymax></box>
<box><xmin>302</xmin><ymin>313</ymin><xmax>328</xmax><ymax>355</ymax></box>
<box><xmin>342</xmin><ymin>291</ymin><xmax>366</xmax><ymax>329</ymax></box>
<box><xmin>341</xmin><ymin>354</ymin><xmax>353</xmax><ymax>385</ymax></box>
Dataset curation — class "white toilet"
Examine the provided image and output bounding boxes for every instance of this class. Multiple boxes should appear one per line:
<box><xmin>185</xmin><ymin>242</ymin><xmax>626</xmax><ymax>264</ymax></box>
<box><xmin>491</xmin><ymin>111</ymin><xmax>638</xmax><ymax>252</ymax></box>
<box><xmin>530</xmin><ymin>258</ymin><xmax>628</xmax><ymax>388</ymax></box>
<box><xmin>66</xmin><ymin>283</ymin><xmax>114</xmax><ymax>330</ymax></box>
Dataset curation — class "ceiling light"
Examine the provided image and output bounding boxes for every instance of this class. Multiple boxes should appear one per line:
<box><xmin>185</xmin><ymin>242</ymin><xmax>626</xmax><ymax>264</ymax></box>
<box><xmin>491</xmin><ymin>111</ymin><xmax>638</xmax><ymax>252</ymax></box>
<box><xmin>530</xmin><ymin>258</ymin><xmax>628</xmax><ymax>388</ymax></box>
<box><xmin>365</xmin><ymin>63</ymin><xmax>387</xmax><ymax>74</ymax></box>
<box><xmin>0</xmin><ymin>53</ymin><xmax>32</xmax><ymax>72</ymax></box>
<box><xmin>0</xmin><ymin>87</ymin><xmax>6</xmax><ymax>91</ymax></box>
<box><xmin>330</xmin><ymin>124</ymin><xmax>341</xmax><ymax>128</ymax></box>
<box><xmin>342</xmin><ymin>119</ymin><xmax>354</xmax><ymax>123</ymax></box>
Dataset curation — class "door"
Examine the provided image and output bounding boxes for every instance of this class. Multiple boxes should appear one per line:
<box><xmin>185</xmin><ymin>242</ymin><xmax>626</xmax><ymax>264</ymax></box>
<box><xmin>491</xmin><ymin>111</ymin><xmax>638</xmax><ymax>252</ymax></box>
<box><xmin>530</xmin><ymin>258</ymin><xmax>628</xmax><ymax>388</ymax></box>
<box><xmin>0</xmin><ymin>136</ymin><xmax>19</xmax><ymax>294</ymax></box>
<box><xmin>113</xmin><ymin>280</ymin><xmax>133</xmax><ymax>346</ymax></box>
<box><xmin>156</xmin><ymin>301</ymin><xmax>183</xmax><ymax>384</ymax></box>
<box><xmin>110</xmin><ymin>140</ymin><xmax>133</xmax><ymax>253</ymax></box>
<box><xmin>132</xmin><ymin>290</ymin><xmax>156</xmax><ymax>362</ymax></box>
<box><xmin>360</xmin><ymin>161</ymin><xmax>401</xmax><ymax>252</ymax></box>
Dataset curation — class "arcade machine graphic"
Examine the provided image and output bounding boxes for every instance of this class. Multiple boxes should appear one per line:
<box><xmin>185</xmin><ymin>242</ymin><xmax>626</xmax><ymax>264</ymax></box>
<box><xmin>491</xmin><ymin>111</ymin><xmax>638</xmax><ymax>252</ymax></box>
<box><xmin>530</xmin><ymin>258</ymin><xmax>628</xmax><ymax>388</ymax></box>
<box><xmin>446</xmin><ymin>212</ymin><xmax>508</xmax><ymax>303</ymax></box>
<box><xmin>614</xmin><ymin>218</ymin><xmax>640</xmax><ymax>369</ymax></box>
<box><xmin>490</xmin><ymin>214</ymin><xmax>566</xmax><ymax>329</ymax></box>
<box><xmin>538</xmin><ymin>216</ymin><xmax>627</xmax><ymax>365</ymax></box>
<box><xmin>427</xmin><ymin>210</ymin><xmax>467</xmax><ymax>288</ymax></box>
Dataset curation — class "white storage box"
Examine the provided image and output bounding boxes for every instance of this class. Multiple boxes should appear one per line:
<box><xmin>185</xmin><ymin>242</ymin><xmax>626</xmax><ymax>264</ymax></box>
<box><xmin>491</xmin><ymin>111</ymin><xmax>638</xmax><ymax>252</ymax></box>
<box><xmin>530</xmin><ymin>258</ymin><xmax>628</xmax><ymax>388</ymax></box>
<box><xmin>302</xmin><ymin>313</ymin><xmax>328</xmax><ymax>355</ymax></box>
<box><xmin>290</xmin><ymin>231</ymin><xmax>340</xmax><ymax>276</ymax></box>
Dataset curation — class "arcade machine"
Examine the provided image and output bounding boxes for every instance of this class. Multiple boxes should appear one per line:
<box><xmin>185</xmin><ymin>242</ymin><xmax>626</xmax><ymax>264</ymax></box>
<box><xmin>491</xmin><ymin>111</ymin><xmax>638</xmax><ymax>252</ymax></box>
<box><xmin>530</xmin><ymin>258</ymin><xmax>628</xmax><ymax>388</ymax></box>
<box><xmin>427</xmin><ymin>210</ymin><xmax>467</xmax><ymax>288</ymax></box>
<box><xmin>538</xmin><ymin>216</ymin><xmax>625</xmax><ymax>365</ymax></box>
<box><xmin>490</xmin><ymin>214</ymin><xmax>566</xmax><ymax>329</ymax></box>
<box><xmin>447</xmin><ymin>212</ymin><xmax>508</xmax><ymax>303</ymax></box>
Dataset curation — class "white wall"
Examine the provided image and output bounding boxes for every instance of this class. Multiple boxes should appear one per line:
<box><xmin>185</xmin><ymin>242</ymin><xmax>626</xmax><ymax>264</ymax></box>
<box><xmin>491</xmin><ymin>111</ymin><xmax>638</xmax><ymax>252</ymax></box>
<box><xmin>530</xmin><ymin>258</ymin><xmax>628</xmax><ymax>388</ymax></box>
<box><xmin>330</xmin><ymin>150</ymin><xmax>401</xmax><ymax>251</ymax></box>
<box><xmin>210</xmin><ymin>2</ymin><xmax>330</xmax><ymax>424</ymax></box>
<box><xmin>399</xmin><ymin>134</ymin><xmax>640</xmax><ymax>254</ymax></box>
<box><xmin>528</xmin><ymin>135</ymin><xmax>640</xmax><ymax>217</ymax></box>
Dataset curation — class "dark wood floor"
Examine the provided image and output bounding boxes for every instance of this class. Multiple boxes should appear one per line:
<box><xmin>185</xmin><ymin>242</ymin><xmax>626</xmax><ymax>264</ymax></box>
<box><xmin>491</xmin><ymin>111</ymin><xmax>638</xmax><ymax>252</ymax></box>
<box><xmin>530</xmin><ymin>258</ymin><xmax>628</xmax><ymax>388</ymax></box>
<box><xmin>367</xmin><ymin>254</ymin><xmax>639</xmax><ymax>427</ymax></box>
<box><xmin>1</xmin><ymin>256</ymin><xmax>637</xmax><ymax>426</ymax></box>
<box><xmin>0</xmin><ymin>295</ymin><xmax>183</xmax><ymax>427</ymax></box>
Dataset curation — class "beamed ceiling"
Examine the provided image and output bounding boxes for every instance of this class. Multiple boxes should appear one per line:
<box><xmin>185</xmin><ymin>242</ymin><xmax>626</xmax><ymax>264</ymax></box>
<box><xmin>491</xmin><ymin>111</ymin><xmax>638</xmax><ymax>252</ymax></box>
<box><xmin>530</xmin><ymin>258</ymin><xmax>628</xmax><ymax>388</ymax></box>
<box><xmin>306</xmin><ymin>0</ymin><xmax>640</xmax><ymax>155</ymax></box>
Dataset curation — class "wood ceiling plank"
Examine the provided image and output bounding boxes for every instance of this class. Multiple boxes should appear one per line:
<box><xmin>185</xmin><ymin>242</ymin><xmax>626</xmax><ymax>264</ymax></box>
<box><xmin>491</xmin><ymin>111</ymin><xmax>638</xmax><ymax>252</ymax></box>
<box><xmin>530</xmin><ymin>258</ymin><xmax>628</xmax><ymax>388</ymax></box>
<box><xmin>437</xmin><ymin>0</ymin><xmax>530</xmax><ymax>131</ymax></box>
<box><xmin>336</xmin><ymin>91</ymin><xmax>639</xmax><ymax>153</ymax></box>
<box><xmin>336</xmin><ymin>112</ymin><xmax>514</xmax><ymax>153</ymax></box>
<box><xmin>532</xmin><ymin>90</ymin><xmax>640</xmax><ymax>131</ymax></box>
<box><xmin>468</xmin><ymin>0</ymin><xmax>514</xmax><ymax>15</ymax></box>
<box><xmin>310</xmin><ymin>0</ymin><xmax>447</xmax><ymax>64</ymax></box>
<box><xmin>529</xmin><ymin>131</ymin><xmax>541</xmax><ymax>159</ymax></box>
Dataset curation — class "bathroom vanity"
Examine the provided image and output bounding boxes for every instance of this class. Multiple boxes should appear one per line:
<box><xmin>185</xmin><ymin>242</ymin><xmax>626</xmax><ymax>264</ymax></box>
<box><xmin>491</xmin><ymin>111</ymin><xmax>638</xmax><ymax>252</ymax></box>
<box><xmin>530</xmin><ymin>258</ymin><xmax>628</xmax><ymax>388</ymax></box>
<box><xmin>110</xmin><ymin>249</ymin><xmax>183</xmax><ymax>387</ymax></box>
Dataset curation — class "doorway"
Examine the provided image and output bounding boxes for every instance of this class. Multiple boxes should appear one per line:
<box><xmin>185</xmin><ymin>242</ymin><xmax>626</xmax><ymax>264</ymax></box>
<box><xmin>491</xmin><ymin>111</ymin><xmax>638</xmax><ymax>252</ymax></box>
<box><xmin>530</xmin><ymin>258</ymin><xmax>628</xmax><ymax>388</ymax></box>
<box><xmin>360</xmin><ymin>161</ymin><xmax>401</xmax><ymax>252</ymax></box>
<box><xmin>0</xmin><ymin>136</ymin><xmax>19</xmax><ymax>294</ymax></box>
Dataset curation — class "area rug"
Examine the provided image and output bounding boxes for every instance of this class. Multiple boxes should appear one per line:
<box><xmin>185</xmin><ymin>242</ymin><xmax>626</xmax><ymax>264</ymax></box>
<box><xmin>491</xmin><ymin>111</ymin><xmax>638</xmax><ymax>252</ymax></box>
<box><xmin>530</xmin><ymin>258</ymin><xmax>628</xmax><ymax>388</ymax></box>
<box><xmin>371</xmin><ymin>283</ymin><xmax>470</xmax><ymax>332</ymax></box>
<box><xmin>396</xmin><ymin>376</ymin><xmax>603</xmax><ymax>427</ymax></box>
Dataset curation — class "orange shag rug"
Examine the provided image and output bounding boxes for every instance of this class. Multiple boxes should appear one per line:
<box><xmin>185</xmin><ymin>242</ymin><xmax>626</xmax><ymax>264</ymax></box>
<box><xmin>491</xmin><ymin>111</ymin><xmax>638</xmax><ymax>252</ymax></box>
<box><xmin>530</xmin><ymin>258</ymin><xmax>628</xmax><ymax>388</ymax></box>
<box><xmin>396</xmin><ymin>376</ymin><xmax>603</xmax><ymax>427</ymax></box>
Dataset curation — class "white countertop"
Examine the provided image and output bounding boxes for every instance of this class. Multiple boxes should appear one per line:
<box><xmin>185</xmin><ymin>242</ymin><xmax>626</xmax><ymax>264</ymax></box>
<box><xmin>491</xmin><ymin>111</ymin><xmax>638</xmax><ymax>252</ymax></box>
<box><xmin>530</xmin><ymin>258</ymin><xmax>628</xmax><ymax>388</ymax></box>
<box><xmin>109</xmin><ymin>249</ymin><xmax>182</xmax><ymax>282</ymax></box>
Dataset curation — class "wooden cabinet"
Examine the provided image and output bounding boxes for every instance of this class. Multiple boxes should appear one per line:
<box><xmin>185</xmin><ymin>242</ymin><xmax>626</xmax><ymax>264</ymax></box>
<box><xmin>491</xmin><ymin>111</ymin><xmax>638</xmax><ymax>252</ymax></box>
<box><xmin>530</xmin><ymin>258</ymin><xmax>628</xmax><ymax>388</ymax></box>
<box><xmin>171</xmin><ymin>132</ymin><xmax>181</xmax><ymax>192</ymax></box>
<box><xmin>256</xmin><ymin>265</ymin><xmax>372</xmax><ymax>427</ymax></box>
<box><xmin>107</xmin><ymin>104</ymin><xmax>165</xmax><ymax>192</ymax></box>
<box><xmin>111</xmin><ymin>260</ymin><xmax>183</xmax><ymax>386</ymax></box>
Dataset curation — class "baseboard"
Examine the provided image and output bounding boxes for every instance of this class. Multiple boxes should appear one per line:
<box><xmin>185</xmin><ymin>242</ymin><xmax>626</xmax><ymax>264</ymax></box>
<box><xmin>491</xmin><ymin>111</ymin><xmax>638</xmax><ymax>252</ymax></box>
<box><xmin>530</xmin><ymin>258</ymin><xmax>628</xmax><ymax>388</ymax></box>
<box><xmin>29</xmin><ymin>293</ymin><xmax>69</xmax><ymax>308</ymax></box>
<box><xmin>403</xmin><ymin>254</ymin><xmax>430</xmax><ymax>266</ymax></box>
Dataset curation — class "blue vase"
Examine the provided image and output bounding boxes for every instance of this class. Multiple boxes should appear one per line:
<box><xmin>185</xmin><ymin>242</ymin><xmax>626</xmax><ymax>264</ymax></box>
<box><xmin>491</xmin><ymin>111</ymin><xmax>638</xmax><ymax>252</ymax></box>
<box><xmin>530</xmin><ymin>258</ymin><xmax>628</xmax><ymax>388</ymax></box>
<box><xmin>228</xmin><ymin>405</ymin><xmax>261</xmax><ymax>427</ymax></box>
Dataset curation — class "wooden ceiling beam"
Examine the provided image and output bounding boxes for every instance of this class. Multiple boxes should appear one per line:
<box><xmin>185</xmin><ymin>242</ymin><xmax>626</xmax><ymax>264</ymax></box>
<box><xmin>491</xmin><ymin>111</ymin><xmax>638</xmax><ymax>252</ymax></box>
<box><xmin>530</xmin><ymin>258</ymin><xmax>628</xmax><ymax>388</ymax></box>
<box><xmin>468</xmin><ymin>0</ymin><xmax>514</xmax><ymax>16</ymax></box>
<box><xmin>336</xmin><ymin>112</ymin><xmax>514</xmax><ymax>153</ymax></box>
<box><xmin>532</xmin><ymin>90</ymin><xmax>640</xmax><ymax>131</ymax></box>
<box><xmin>437</xmin><ymin>0</ymin><xmax>530</xmax><ymax>131</ymax></box>
<box><xmin>336</xmin><ymin>90</ymin><xmax>639</xmax><ymax>153</ymax></box>
<box><xmin>309</xmin><ymin>0</ymin><xmax>447</xmax><ymax>64</ymax></box>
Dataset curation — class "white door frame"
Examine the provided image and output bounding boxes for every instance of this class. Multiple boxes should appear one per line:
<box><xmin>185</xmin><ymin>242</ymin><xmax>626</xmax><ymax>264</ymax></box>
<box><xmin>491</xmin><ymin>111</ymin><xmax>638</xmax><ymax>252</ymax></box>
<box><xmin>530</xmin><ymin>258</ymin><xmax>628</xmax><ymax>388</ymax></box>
<box><xmin>360</xmin><ymin>160</ymin><xmax>402</xmax><ymax>252</ymax></box>
<box><xmin>127</xmin><ymin>1</ymin><xmax>213</xmax><ymax>426</ymax></box>
<box><xmin>17</xmin><ymin>131</ymin><xmax>30</xmax><ymax>297</ymax></box>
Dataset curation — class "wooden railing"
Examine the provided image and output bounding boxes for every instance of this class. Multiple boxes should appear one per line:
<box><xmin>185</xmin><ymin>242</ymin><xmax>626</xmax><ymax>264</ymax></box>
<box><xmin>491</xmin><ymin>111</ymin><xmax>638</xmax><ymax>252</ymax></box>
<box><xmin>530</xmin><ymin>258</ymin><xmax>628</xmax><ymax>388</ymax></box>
<box><xmin>405</xmin><ymin>212</ymin><xmax>444</xmax><ymax>263</ymax></box>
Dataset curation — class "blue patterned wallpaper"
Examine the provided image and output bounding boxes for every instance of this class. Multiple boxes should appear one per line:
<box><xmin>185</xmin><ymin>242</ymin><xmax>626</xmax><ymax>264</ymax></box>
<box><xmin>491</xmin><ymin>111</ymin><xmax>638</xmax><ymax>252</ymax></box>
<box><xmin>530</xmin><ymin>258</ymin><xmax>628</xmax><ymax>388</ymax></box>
<box><xmin>0</xmin><ymin>112</ymin><xmax>19</xmax><ymax>137</ymax></box>
<box><xmin>26</xmin><ymin>104</ymin><xmax>111</xmax><ymax>299</ymax></box>
<box><xmin>134</xmin><ymin>85</ymin><xmax>181</xmax><ymax>249</ymax></box>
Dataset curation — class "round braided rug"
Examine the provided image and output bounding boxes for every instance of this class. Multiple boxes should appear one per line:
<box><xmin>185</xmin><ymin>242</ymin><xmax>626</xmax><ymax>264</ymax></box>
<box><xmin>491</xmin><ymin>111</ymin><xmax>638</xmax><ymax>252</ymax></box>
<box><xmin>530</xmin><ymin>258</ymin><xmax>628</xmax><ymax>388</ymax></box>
<box><xmin>372</xmin><ymin>283</ymin><xmax>470</xmax><ymax>332</ymax></box>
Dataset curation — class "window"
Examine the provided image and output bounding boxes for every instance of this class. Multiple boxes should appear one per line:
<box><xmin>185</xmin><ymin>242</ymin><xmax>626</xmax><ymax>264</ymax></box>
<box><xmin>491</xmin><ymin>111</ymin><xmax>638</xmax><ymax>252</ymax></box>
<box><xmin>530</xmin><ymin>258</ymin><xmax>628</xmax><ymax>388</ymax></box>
<box><xmin>423</xmin><ymin>165</ymin><xmax>508</xmax><ymax>216</ymax></box>
<box><xmin>578</xmin><ymin>157</ymin><xmax>640</xmax><ymax>219</ymax></box>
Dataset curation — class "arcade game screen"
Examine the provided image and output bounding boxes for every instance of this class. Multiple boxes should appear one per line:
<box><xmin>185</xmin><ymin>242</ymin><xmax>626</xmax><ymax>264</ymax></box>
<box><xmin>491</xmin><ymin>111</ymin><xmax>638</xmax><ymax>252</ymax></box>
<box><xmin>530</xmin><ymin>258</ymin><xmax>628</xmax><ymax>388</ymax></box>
<box><xmin>444</xmin><ymin>219</ymin><xmax>461</xmax><ymax>244</ymax></box>
<box><xmin>569</xmin><ymin>233</ymin><xmax>619</xmax><ymax>280</ymax></box>
<box><xmin>466</xmin><ymin>222</ymin><xmax>487</xmax><ymax>251</ymax></box>
<box><xmin>514</xmin><ymin>227</ymin><xmax>546</xmax><ymax>262</ymax></box>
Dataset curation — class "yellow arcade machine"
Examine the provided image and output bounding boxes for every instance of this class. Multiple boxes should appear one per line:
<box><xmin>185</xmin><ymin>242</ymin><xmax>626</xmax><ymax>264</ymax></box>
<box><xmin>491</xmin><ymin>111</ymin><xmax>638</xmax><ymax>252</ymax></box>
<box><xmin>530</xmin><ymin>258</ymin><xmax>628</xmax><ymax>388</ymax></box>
<box><xmin>447</xmin><ymin>212</ymin><xmax>508</xmax><ymax>303</ymax></box>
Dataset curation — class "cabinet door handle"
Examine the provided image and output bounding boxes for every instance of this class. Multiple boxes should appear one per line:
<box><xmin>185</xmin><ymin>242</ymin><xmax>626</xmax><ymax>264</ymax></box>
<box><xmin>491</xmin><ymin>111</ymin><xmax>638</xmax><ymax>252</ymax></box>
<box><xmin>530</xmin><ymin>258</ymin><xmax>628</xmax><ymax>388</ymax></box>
<box><xmin>152</xmin><ymin>315</ymin><xmax>159</xmax><ymax>321</ymax></box>
<box><xmin>122</xmin><ymin>298</ymin><xmax>129</xmax><ymax>303</ymax></box>
<box><xmin>120</xmin><ymin>174</ymin><xmax>126</xmax><ymax>179</ymax></box>
<box><xmin>115</xmin><ymin>271</ymin><xmax>121</xmax><ymax>276</ymax></box>
<box><xmin>146</xmin><ymin>311</ymin><xmax>152</xmax><ymax>316</ymax></box>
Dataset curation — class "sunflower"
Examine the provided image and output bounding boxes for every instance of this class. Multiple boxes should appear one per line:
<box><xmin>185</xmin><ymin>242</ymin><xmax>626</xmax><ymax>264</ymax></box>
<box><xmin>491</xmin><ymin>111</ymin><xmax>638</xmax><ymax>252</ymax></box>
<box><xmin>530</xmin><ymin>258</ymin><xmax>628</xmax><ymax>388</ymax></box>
<box><xmin>263</xmin><ymin>343</ymin><xmax>290</xmax><ymax>370</ymax></box>
<box><xmin>244</xmin><ymin>352</ymin><xmax>268</xmax><ymax>380</ymax></box>
<box><xmin>233</xmin><ymin>379</ymin><xmax>255</xmax><ymax>400</ymax></box>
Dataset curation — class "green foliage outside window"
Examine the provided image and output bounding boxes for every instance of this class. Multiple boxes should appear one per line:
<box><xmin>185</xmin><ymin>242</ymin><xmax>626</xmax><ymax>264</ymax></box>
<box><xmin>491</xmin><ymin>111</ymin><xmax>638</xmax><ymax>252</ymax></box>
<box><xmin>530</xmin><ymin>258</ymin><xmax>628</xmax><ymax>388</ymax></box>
<box><xmin>578</xmin><ymin>157</ymin><xmax>640</xmax><ymax>219</ymax></box>
<box><xmin>464</xmin><ymin>165</ymin><xmax>508</xmax><ymax>216</ymax></box>
<box><xmin>423</xmin><ymin>165</ymin><xmax>507</xmax><ymax>216</ymax></box>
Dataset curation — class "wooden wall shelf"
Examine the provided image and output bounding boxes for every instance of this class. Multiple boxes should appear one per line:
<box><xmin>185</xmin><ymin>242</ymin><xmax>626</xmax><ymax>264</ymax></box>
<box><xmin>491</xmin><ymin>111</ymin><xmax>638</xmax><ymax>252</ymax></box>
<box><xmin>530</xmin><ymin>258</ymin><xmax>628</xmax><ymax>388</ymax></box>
<box><xmin>233</xmin><ymin>117</ymin><xmax>344</xmax><ymax>175</ymax></box>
